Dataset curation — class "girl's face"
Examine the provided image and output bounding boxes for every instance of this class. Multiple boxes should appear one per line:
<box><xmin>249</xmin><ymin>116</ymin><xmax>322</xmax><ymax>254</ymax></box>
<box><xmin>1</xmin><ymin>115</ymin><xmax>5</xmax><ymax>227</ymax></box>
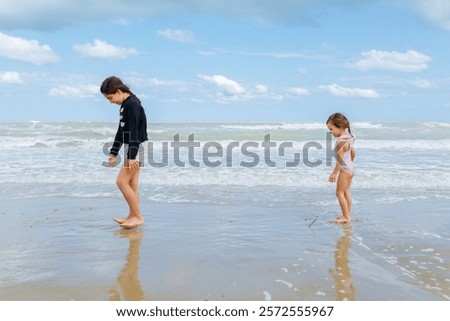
<box><xmin>327</xmin><ymin>122</ymin><xmax>345</xmax><ymax>137</ymax></box>
<box><xmin>103</xmin><ymin>90</ymin><xmax>125</xmax><ymax>105</ymax></box>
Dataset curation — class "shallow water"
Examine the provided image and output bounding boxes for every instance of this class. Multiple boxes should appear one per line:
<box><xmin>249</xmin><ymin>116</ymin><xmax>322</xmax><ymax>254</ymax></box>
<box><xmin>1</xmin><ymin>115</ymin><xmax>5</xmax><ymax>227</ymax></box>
<box><xmin>0</xmin><ymin>192</ymin><xmax>448</xmax><ymax>301</ymax></box>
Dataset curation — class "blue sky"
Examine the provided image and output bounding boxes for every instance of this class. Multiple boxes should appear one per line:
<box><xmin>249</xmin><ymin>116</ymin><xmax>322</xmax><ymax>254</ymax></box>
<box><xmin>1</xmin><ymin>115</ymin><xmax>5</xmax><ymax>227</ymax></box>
<box><xmin>1</xmin><ymin>0</ymin><xmax>450</xmax><ymax>122</ymax></box>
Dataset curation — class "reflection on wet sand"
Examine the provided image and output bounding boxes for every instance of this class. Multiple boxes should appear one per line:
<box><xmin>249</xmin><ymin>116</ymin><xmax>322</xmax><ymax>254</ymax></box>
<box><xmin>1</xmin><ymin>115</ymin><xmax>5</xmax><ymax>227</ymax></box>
<box><xmin>109</xmin><ymin>229</ymin><xmax>146</xmax><ymax>301</ymax></box>
<box><xmin>330</xmin><ymin>225</ymin><xmax>355</xmax><ymax>301</ymax></box>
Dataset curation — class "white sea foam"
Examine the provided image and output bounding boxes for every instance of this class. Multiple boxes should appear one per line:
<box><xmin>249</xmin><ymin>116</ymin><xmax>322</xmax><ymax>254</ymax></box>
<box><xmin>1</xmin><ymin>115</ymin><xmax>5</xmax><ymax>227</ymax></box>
<box><xmin>2</xmin><ymin>121</ymin><xmax>450</xmax><ymax>198</ymax></box>
<box><xmin>411</xmin><ymin>232</ymin><xmax>443</xmax><ymax>239</ymax></box>
<box><xmin>424</xmin><ymin>122</ymin><xmax>450</xmax><ymax>128</ymax></box>
<box><xmin>357</xmin><ymin>139</ymin><xmax>450</xmax><ymax>150</ymax></box>
<box><xmin>220</xmin><ymin>121</ymin><xmax>387</xmax><ymax>131</ymax></box>
<box><xmin>275</xmin><ymin>279</ymin><xmax>293</xmax><ymax>289</ymax></box>
<box><xmin>3</xmin><ymin>155</ymin><xmax>450</xmax><ymax>192</ymax></box>
<box><xmin>220</xmin><ymin>122</ymin><xmax>330</xmax><ymax>131</ymax></box>
<box><xmin>262</xmin><ymin>291</ymin><xmax>272</xmax><ymax>301</ymax></box>
<box><xmin>352</xmin><ymin>122</ymin><xmax>384</xmax><ymax>129</ymax></box>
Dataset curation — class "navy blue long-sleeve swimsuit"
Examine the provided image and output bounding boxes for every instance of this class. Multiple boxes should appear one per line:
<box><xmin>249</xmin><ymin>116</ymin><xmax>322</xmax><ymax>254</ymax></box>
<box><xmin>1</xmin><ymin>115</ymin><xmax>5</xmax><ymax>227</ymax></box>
<box><xmin>110</xmin><ymin>95</ymin><xmax>148</xmax><ymax>160</ymax></box>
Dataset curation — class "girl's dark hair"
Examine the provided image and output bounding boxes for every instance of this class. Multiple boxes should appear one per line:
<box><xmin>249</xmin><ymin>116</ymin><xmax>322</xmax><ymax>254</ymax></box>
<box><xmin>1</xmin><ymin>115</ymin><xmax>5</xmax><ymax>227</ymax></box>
<box><xmin>100</xmin><ymin>76</ymin><xmax>133</xmax><ymax>95</ymax></box>
<box><xmin>326</xmin><ymin>112</ymin><xmax>352</xmax><ymax>135</ymax></box>
<box><xmin>100</xmin><ymin>76</ymin><xmax>142</xmax><ymax>104</ymax></box>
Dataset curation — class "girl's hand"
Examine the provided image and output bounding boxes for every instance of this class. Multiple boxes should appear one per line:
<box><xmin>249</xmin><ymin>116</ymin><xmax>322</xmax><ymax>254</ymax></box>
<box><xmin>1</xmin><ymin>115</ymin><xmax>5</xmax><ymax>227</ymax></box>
<box><xmin>127</xmin><ymin>159</ymin><xmax>140</xmax><ymax>173</ymax></box>
<box><xmin>108</xmin><ymin>155</ymin><xmax>117</xmax><ymax>165</ymax></box>
<box><xmin>329</xmin><ymin>172</ymin><xmax>337</xmax><ymax>183</ymax></box>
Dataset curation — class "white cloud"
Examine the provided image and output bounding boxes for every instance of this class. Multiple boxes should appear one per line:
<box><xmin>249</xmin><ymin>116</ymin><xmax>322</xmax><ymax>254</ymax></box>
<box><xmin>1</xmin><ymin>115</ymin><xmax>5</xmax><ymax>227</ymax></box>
<box><xmin>3</xmin><ymin>1</ymin><xmax>450</xmax><ymax>31</ymax></box>
<box><xmin>197</xmin><ymin>50</ymin><xmax>217</xmax><ymax>56</ymax></box>
<box><xmin>203</xmin><ymin>48</ymin><xmax>327</xmax><ymax>60</ymax></box>
<box><xmin>319</xmin><ymin>83</ymin><xmax>380</xmax><ymax>98</ymax></box>
<box><xmin>124</xmin><ymin>74</ymin><xmax>191</xmax><ymax>93</ymax></box>
<box><xmin>198</xmin><ymin>74</ymin><xmax>246</xmax><ymax>96</ymax></box>
<box><xmin>114</xmin><ymin>18</ymin><xmax>130</xmax><ymax>26</ymax></box>
<box><xmin>191</xmin><ymin>97</ymin><xmax>205</xmax><ymax>104</ymax></box>
<box><xmin>412</xmin><ymin>77</ymin><xmax>437</xmax><ymax>89</ymax></box>
<box><xmin>253</xmin><ymin>84</ymin><xmax>284</xmax><ymax>100</ymax></box>
<box><xmin>0</xmin><ymin>71</ymin><xmax>24</xmax><ymax>84</ymax></box>
<box><xmin>350</xmin><ymin>50</ymin><xmax>432</xmax><ymax>72</ymax></box>
<box><xmin>73</xmin><ymin>39</ymin><xmax>138</xmax><ymax>59</ymax></box>
<box><xmin>0</xmin><ymin>0</ymin><xmax>370</xmax><ymax>30</ymax></box>
<box><xmin>287</xmin><ymin>87</ymin><xmax>310</xmax><ymax>96</ymax></box>
<box><xmin>49</xmin><ymin>84</ymin><xmax>99</xmax><ymax>98</ymax></box>
<box><xmin>157</xmin><ymin>29</ymin><xmax>195</xmax><ymax>43</ymax></box>
<box><xmin>0</xmin><ymin>32</ymin><xmax>59</xmax><ymax>64</ymax></box>
<box><xmin>397</xmin><ymin>0</ymin><xmax>450</xmax><ymax>30</ymax></box>
<box><xmin>198</xmin><ymin>75</ymin><xmax>284</xmax><ymax>102</ymax></box>
<box><xmin>255</xmin><ymin>84</ymin><xmax>269</xmax><ymax>94</ymax></box>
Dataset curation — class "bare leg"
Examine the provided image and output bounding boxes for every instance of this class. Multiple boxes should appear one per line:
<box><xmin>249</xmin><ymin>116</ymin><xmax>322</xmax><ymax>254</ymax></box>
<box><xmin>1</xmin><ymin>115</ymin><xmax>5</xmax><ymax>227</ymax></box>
<box><xmin>116</xmin><ymin>164</ymin><xmax>144</xmax><ymax>228</ymax></box>
<box><xmin>113</xmin><ymin>168</ymin><xmax>140</xmax><ymax>225</ymax></box>
<box><xmin>335</xmin><ymin>170</ymin><xmax>353</xmax><ymax>223</ymax></box>
<box><xmin>344</xmin><ymin>178</ymin><xmax>352</xmax><ymax>215</ymax></box>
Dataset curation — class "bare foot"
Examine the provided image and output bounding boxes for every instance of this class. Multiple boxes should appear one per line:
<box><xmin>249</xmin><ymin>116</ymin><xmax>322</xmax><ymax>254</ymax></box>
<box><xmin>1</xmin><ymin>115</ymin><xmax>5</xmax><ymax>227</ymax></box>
<box><xmin>335</xmin><ymin>216</ymin><xmax>351</xmax><ymax>224</ymax></box>
<box><xmin>113</xmin><ymin>217</ymin><xmax>128</xmax><ymax>225</ymax></box>
<box><xmin>120</xmin><ymin>217</ymin><xmax>144</xmax><ymax>229</ymax></box>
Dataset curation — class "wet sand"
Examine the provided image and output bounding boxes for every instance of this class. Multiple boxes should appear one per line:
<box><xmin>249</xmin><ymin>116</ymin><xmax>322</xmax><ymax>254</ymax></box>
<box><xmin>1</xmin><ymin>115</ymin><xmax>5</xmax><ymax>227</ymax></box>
<box><xmin>0</xmin><ymin>192</ymin><xmax>448</xmax><ymax>301</ymax></box>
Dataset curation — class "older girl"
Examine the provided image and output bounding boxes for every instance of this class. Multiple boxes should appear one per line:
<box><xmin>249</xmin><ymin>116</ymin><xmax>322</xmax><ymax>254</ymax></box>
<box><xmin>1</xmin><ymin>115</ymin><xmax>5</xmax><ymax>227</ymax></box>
<box><xmin>101</xmin><ymin>76</ymin><xmax>148</xmax><ymax>229</ymax></box>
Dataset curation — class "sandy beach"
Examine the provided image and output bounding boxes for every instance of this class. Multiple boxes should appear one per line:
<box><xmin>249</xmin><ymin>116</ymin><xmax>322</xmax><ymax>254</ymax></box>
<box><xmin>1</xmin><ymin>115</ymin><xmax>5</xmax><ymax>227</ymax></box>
<box><xmin>0</xmin><ymin>189</ymin><xmax>448</xmax><ymax>301</ymax></box>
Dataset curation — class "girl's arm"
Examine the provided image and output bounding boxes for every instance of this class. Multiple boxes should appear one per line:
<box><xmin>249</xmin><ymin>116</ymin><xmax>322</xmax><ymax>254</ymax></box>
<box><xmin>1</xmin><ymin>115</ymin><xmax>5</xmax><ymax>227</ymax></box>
<box><xmin>329</xmin><ymin>140</ymin><xmax>346</xmax><ymax>182</ymax></box>
<box><xmin>125</xmin><ymin>103</ymin><xmax>141</xmax><ymax>160</ymax></box>
<box><xmin>109</xmin><ymin>123</ymin><xmax>123</xmax><ymax>157</ymax></box>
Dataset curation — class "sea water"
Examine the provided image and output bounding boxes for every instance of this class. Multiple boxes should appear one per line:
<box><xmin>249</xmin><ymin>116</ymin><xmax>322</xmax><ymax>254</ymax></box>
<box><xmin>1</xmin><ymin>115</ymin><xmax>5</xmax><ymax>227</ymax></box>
<box><xmin>1</xmin><ymin>121</ymin><xmax>449</xmax><ymax>205</ymax></box>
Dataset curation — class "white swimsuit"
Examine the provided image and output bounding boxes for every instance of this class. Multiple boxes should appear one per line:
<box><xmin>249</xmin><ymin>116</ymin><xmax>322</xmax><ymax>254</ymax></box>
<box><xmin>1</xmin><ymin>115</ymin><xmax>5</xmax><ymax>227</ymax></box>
<box><xmin>338</xmin><ymin>134</ymin><xmax>355</xmax><ymax>174</ymax></box>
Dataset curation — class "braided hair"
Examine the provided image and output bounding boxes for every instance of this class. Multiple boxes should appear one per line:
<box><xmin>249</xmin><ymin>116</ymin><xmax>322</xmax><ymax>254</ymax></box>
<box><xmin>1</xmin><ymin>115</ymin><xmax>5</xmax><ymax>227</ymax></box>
<box><xmin>326</xmin><ymin>112</ymin><xmax>352</xmax><ymax>136</ymax></box>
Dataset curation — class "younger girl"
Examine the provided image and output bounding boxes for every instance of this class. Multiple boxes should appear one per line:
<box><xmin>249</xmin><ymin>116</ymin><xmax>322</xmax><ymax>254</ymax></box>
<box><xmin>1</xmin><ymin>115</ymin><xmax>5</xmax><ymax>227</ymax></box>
<box><xmin>101</xmin><ymin>76</ymin><xmax>148</xmax><ymax>229</ymax></box>
<box><xmin>326</xmin><ymin>113</ymin><xmax>356</xmax><ymax>223</ymax></box>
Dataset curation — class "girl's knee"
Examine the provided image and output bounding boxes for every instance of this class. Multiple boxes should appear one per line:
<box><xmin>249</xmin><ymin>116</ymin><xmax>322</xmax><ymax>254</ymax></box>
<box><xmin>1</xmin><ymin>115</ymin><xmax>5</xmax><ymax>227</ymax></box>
<box><xmin>335</xmin><ymin>191</ymin><xmax>345</xmax><ymax>198</ymax></box>
<box><xmin>116</xmin><ymin>177</ymin><xmax>128</xmax><ymax>189</ymax></box>
<box><xmin>130</xmin><ymin>182</ymin><xmax>138</xmax><ymax>191</ymax></box>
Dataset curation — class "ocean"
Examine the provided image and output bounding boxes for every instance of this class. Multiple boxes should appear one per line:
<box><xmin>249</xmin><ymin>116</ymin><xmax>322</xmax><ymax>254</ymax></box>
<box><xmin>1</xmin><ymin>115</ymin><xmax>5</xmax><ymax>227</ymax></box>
<box><xmin>1</xmin><ymin>121</ymin><xmax>450</xmax><ymax>204</ymax></box>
